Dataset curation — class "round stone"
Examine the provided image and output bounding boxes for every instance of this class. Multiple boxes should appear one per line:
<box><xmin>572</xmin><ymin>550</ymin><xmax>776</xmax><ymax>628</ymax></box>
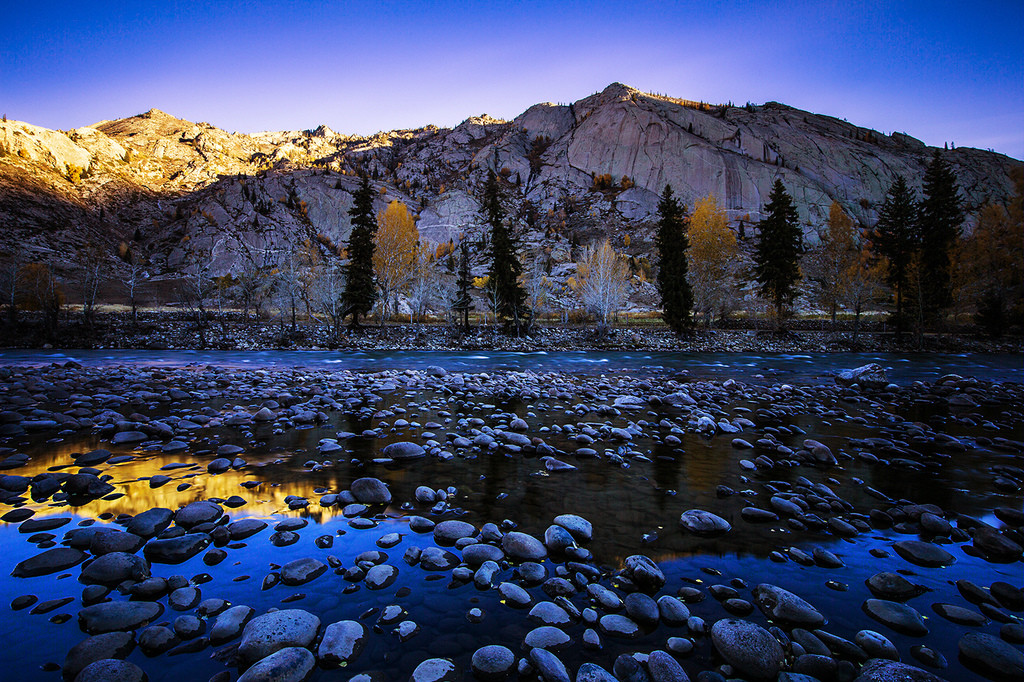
<box><xmin>711</xmin><ymin>618</ymin><xmax>785</xmax><ymax>680</ymax></box>
<box><xmin>238</xmin><ymin>609</ymin><xmax>321</xmax><ymax>664</ymax></box>
<box><xmin>471</xmin><ymin>644</ymin><xmax>515</xmax><ymax>680</ymax></box>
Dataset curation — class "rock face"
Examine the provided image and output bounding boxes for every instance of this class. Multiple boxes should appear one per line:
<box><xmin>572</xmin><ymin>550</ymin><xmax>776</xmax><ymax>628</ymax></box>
<box><xmin>1</xmin><ymin>83</ymin><xmax>1017</xmax><ymax>306</ymax></box>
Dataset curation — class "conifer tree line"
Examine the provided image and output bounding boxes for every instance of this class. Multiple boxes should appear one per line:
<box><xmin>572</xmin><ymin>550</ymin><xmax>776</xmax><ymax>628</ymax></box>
<box><xmin>0</xmin><ymin>154</ymin><xmax>1019</xmax><ymax>343</ymax></box>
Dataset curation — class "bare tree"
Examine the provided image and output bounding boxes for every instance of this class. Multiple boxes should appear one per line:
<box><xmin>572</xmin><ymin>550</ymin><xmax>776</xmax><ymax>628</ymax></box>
<box><xmin>273</xmin><ymin>248</ymin><xmax>303</xmax><ymax>333</ymax></box>
<box><xmin>118</xmin><ymin>248</ymin><xmax>146</xmax><ymax>324</ymax></box>
<box><xmin>177</xmin><ymin>247</ymin><xmax>214</xmax><ymax>348</ymax></box>
<box><xmin>76</xmin><ymin>244</ymin><xmax>107</xmax><ymax>327</ymax></box>
<box><xmin>0</xmin><ymin>248</ymin><xmax>24</xmax><ymax>326</ymax></box>
<box><xmin>525</xmin><ymin>255</ymin><xmax>554</xmax><ymax>321</ymax></box>
<box><xmin>570</xmin><ymin>239</ymin><xmax>632</xmax><ymax>336</ymax></box>
<box><xmin>307</xmin><ymin>258</ymin><xmax>348</xmax><ymax>337</ymax></box>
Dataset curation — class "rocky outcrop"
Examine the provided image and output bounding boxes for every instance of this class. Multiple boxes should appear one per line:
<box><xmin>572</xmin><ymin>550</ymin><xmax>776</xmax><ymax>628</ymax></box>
<box><xmin>0</xmin><ymin>82</ymin><xmax>1019</xmax><ymax>286</ymax></box>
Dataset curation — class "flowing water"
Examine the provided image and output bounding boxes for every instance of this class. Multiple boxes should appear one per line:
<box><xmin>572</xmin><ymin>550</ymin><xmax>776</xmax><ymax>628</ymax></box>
<box><xmin>0</xmin><ymin>351</ymin><xmax>1020</xmax><ymax>681</ymax></box>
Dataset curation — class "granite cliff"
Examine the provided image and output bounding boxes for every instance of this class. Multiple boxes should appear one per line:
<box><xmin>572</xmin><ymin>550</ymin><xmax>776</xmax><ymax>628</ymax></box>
<box><xmin>0</xmin><ymin>83</ymin><xmax>1019</xmax><ymax>280</ymax></box>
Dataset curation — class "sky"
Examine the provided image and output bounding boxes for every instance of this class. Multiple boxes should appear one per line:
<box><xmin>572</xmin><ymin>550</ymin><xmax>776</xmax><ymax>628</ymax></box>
<box><xmin>3</xmin><ymin>0</ymin><xmax>1023</xmax><ymax>159</ymax></box>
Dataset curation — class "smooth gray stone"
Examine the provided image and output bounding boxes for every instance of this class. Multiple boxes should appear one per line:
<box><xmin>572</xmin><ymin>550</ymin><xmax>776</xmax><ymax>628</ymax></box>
<box><xmin>711</xmin><ymin>618</ymin><xmax>784</xmax><ymax>680</ymax></box>
<box><xmin>73</xmin><ymin>659</ymin><xmax>146</xmax><ymax>682</ymax></box>
<box><xmin>237</xmin><ymin>609</ymin><xmax>321</xmax><ymax>664</ymax></box>
<box><xmin>863</xmin><ymin>599</ymin><xmax>929</xmax><ymax>636</ymax></box>
<box><xmin>237</xmin><ymin>647</ymin><xmax>315</xmax><ymax>682</ymax></box>
<box><xmin>78</xmin><ymin>601</ymin><xmax>163</xmax><ymax>635</ymax></box>
<box><xmin>62</xmin><ymin>631</ymin><xmax>135</xmax><ymax>681</ymax></box>
<box><xmin>318</xmin><ymin>620</ymin><xmax>367</xmax><ymax>668</ymax></box>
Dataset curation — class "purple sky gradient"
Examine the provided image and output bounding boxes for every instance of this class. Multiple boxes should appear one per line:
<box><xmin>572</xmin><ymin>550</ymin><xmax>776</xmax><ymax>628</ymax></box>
<box><xmin>4</xmin><ymin>1</ymin><xmax>1022</xmax><ymax>159</ymax></box>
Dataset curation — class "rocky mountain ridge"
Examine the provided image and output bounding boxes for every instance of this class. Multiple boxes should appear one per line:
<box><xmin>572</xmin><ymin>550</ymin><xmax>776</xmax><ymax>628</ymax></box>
<box><xmin>0</xmin><ymin>83</ymin><xmax>1019</xmax><ymax>279</ymax></box>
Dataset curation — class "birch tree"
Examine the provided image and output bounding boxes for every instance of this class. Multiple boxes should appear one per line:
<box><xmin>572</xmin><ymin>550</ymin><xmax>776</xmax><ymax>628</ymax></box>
<box><xmin>571</xmin><ymin>239</ymin><xmax>631</xmax><ymax>336</ymax></box>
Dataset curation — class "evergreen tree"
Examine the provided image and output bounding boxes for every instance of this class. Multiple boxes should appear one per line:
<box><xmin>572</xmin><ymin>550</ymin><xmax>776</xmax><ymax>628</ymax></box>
<box><xmin>342</xmin><ymin>174</ymin><xmax>377</xmax><ymax>326</ymax></box>
<box><xmin>871</xmin><ymin>175</ymin><xmax>919</xmax><ymax>336</ymax></box>
<box><xmin>918</xmin><ymin>150</ymin><xmax>964</xmax><ymax>322</ymax></box>
<box><xmin>453</xmin><ymin>240</ymin><xmax>474</xmax><ymax>331</ymax></box>
<box><xmin>654</xmin><ymin>184</ymin><xmax>692</xmax><ymax>334</ymax></box>
<box><xmin>753</xmin><ymin>179</ymin><xmax>803</xmax><ymax>327</ymax></box>
<box><xmin>482</xmin><ymin>170</ymin><xmax>529</xmax><ymax>332</ymax></box>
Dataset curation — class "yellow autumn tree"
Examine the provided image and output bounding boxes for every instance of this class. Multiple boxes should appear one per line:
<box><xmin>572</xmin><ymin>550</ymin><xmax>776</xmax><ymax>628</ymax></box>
<box><xmin>687</xmin><ymin>193</ymin><xmax>739</xmax><ymax>327</ymax></box>
<box><xmin>373</xmin><ymin>200</ymin><xmax>419</xmax><ymax>321</ymax></box>
<box><xmin>952</xmin><ymin>170</ymin><xmax>1024</xmax><ymax>332</ymax></box>
<box><xmin>804</xmin><ymin>202</ymin><xmax>859</xmax><ymax>324</ymax></box>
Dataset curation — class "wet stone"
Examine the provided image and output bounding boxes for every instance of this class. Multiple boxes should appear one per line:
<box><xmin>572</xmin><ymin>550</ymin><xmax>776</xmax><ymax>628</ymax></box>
<box><xmin>410</xmin><ymin>657</ymin><xmax>459</xmax><ymax>682</ymax></box>
<box><xmin>12</xmin><ymin>547</ymin><xmax>86</xmax><ymax>577</ymax></box>
<box><xmin>237</xmin><ymin>609</ymin><xmax>321</xmax><ymax>664</ymax></box>
<box><xmin>958</xmin><ymin>632</ymin><xmax>1024</xmax><ymax>679</ymax></box>
<box><xmin>237</xmin><ymin>646</ymin><xmax>315</xmax><ymax>682</ymax></box>
<box><xmin>62</xmin><ymin>631</ymin><xmax>135</xmax><ymax>681</ymax></box>
<box><xmin>280</xmin><ymin>557</ymin><xmax>327</xmax><ymax>586</ymax></box>
<box><xmin>863</xmin><ymin>599</ymin><xmax>929</xmax><ymax>636</ymax></box>
<box><xmin>471</xmin><ymin>644</ymin><xmax>515</xmax><ymax>680</ymax></box>
<box><xmin>78</xmin><ymin>601</ymin><xmax>163</xmax><ymax>635</ymax></box>
<box><xmin>318</xmin><ymin>620</ymin><xmax>367</xmax><ymax>668</ymax></box>
<box><xmin>73</xmin><ymin>658</ymin><xmax>147</xmax><ymax>682</ymax></box>
<box><xmin>711</xmin><ymin>618</ymin><xmax>784</xmax><ymax>681</ymax></box>
<box><xmin>892</xmin><ymin>540</ymin><xmax>955</xmax><ymax>567</ymax></box>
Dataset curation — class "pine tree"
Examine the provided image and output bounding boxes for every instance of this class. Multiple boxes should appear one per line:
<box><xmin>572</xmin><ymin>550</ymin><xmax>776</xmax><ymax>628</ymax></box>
<box><xmin>753</xmin><ymin>179</ymin><xmax>803</xmax><ymax>328</ymax></box>
<box><xmin>654</xmin><ymin>184</ymin><xmax>692</xmax><ymax>334</ymax></box>
<box><xmin>453</xmin><ymin>240</ymin><xmax>474</xmax><ymax>331</ymax></box>
<box><xmin>871</xmin><ymin>175</ymin><xmax>919</xmax><ymax>336</ymax></box>
<box><xmin>482</xmin><ymin>170</ymin><xmax>528</xmax><ymax>332</ymax></box>
<box><xmin>918</xmin><ymin>150</ymin><xmax>964</xmax><ymax>322</ymax></box>
<box><xmin>342</xmin><ymin>174</ymin><xmax>377</xmax><ymax>326</ymax></box>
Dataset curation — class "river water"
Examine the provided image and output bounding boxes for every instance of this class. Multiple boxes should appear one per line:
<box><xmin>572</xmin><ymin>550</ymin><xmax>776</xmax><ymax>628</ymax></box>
<box><xmin>2</xmin><ymin>348</ymin><xmax>1022</xmax><ymax>383</ymax></box>
<box><xmin>0</xmin><ymin>350</ymin><xmax>1020</xmax><ymax>681</ymax></box>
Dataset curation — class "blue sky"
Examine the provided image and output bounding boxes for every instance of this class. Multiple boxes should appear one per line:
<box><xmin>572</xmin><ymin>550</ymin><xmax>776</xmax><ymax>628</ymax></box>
<box><xmin>3</xmin><ymin>0</ymin><xmax>1022</xmax><ymax>158</ymax></box>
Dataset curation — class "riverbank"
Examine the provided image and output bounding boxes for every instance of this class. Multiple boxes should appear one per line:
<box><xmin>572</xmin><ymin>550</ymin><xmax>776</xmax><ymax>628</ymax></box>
<box><xmin>0</xmin><ymin>359</ymin><xmax>1021</xmax><ymax>682</ymax></box>
<box><xmin>2</xmin><ymin>310</ymin><xmax>1021</xmax><ymax>354</ymax></box>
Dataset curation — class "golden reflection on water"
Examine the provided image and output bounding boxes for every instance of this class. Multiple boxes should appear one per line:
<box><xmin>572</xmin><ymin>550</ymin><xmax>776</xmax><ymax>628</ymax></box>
<box><xmin>13</xmin><ymin>442</ymin><xmax>358</xmax><ymax>522</ymax></box>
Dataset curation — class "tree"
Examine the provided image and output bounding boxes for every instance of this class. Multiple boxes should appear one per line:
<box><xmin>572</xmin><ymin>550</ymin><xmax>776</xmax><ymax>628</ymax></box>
<box><xmin>525</xmin><ymin>254</ymin><xmax>554</xmax><ymax>321</ymax></box>
<box><xmin>953</xmin><ymin>170</ymin><xmax>1024</xmax><ymax>334</ymax></box>
<box><xmin>570</xmin><ymin>239</ymin><xmax>632</xmax><ymax>336</ymax></box>
<box><xmin>76</xmin><ymin>244</ymin><xmax>106</xmax><ymax>327</ymax></box>
<box><xmin>19</xmin><ymin>261</ymin><xmax>64</xmax><ymax>337</ymax></box>
<box><xmin>871</xmin><ymin>175</ymin><xmax>918</xmax><ymax>336</ymax></box>
<box><xmin>0</xmin><ymin>248</ymin><xmax>25</xmax><ymax>326</ymax></box>
<box><xmin>373</xmin><ymin>199</ymin><xmax>419</xmax><ymax>322</ymax></box>
<box><xmin>177</xmin><ymin>246</ymin><xmax>214</xmax><ymax>348</ymax></box>
<box><xmin>117</xmin><ymin>243</ymin><xmax>147</xmax><ymax>324</ymax></box>
<box><xmin>918</xmin><ymin>150</ymin><xmax>964</xmax><ymax>322</ymax></box>
<box><xmin>687</xmin><ymin>193</ymin><xmax>739</xmax><ymax>328</ymax></box>
<box><xmin>452</xmin><ymin>240</ymin><xmax>474</xmax><ymax>330</ymax></box>
<box><xmin>843</xmin><ymin>229</ymin><xmax>888</xmax><ymax>345</ymax></box>
<box><xmin>803</xmin><ymin>201</ymin><xmax>857</xmax><ymax>326</ymax></box>
<box><xmin>308</xmin><ymin>260</ymin><xmax>347</xmax><ymax>340</ymax></box>
<box><xmin>482</xmin><ymin>170</ymin><xmax>529</xmax><ymax>332</ymax></box>
<box><xmin>654</xmin><ymin>184</ymin><xmax>693</xmax><ymax>334</ymax></box>
<box><xmin>342</xmin><ymin>174</ymin><xmax>377</xmax><ymax>326</ymax></box>
<box><xmin>753</xmin><ymin>179</ymin><xmax>803</xmax><ymax>327</ymax></box>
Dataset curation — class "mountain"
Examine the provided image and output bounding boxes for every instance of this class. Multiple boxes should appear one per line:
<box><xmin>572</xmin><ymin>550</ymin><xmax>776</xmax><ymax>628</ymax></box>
<box><xmin>0</xmin><ymin>83</ymin><xmax>1019</xmax><ymax>279</ymax></box>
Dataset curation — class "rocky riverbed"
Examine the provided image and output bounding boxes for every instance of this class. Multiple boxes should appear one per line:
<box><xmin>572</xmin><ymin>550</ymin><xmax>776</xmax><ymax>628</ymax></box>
<box><xmin>0</xmin><ymin>359</ymin><xmax>1021</xmax><ymax>682</ymax></box>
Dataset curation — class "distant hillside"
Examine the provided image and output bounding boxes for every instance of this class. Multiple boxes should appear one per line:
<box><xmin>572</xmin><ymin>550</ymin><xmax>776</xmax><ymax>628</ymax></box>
<box><xmin>0</xmin><ymin>82</ymin><xmax>1019</xmax><ymax>281</ymax></box>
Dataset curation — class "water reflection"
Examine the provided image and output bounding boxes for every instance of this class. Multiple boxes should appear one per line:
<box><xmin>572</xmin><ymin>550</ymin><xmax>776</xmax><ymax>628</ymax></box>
<box><xmin>0</xmin><ymin>357</ymin><xmax>1021</xmax><ymax>682</ymax></box>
